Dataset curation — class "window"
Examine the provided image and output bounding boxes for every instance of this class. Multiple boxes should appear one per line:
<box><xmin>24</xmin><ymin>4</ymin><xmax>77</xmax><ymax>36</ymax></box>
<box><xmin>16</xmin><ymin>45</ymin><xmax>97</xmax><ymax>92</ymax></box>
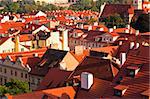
<box><xmin>0</xmin><ymin>77</ymin><xmax>2</xmax><ymax>84</ymax></box>
<box><xmin>4</xmin><ymin>78</ymin><xmax>7</xmax><ymax>83</ymax></box>
<box><xmin>31</xmin><ymin>77</ymin><xmax>35</xmax><ymax>85</ymax></box>
<box><xmin>114</xmin><ymin>85</ymin><xmax>128</xmax><ymax>97</ymax></box>
<box><xmin>4</xmin><ymin>68</ymin><xmax>7</xmax><ymax>73</ymax></box>
<box><xmin>25</xmin><ymin>74</ymin><xmax>28</xmax><ymax>79</ymax></box>
<box><xmin>15</xmin><ymin>71</ymin><xmax>17</xmax><ymax>76</ymax></box>
<box><xmin>0</xmin><ymin>67</ymin><xmax>2</xmax><ymax>72</ymax></box>
<box><xmin>11</xmin><ymin>70</ymin><xmax>13</xmax><ymax>75</ymax></box>
<box><xmin>21</xmin><ymin>73</ymin><xmax>23</xmax><ymax>78</ymax></box>
<box><xmin>37</xmin><ymin>78</ymin><xmax>40</xmax><ymax>85</ymax></box>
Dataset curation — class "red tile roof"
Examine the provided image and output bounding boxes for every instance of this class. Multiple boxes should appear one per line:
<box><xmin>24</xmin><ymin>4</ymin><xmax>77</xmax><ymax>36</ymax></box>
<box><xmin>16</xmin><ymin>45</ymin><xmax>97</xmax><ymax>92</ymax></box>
<box><xmin>37</xmin><ymin>68</ymin><xmax>72</xmax><ymax>90</ymax></box>
<box><xmin>101</xmin><ymin>4</ymin><xmax>132</xmax><ymax>18</ymax></box>
<box><xmin>10</xmin><ymin>86</ymin><xmax>76</xmax><ymax>99</ymax></box>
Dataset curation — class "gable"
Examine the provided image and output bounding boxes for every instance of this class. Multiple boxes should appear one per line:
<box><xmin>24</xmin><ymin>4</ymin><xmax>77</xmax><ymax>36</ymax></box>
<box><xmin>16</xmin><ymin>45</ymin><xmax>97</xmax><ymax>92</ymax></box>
<box><xmin>60</xmin><ymin>52</ymin><xmax>79</xmax><ymax>71</ymax></box>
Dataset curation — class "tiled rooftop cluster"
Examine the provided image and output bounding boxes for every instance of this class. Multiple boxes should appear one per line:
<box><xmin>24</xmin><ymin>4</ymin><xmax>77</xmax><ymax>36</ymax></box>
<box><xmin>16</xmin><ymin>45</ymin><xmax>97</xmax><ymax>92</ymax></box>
<box><xmin>0</xmin><ymin>0</ymin><xmax>149</xmax><ymax>99</ymax></box>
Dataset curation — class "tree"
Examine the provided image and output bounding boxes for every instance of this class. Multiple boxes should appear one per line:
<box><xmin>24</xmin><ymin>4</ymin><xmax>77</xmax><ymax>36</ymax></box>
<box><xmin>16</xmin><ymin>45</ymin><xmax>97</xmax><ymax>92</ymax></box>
<box><xmin>101</xmin><ymin>13</ymin><xmax>126</xmax><ymax>28</ymax></box>
<box><xmin>0</xmin><ymin>79</ymin><xmax>31</xmax><ymax>96</ymax></box>
<box><xmin>0</xmin><ymin>86</ymin><xmax>8</xmax><ymax>96</ymax></box>
<box><xmin>131</xmin><ymin>13</ymin><xmax>150</xmax><ymax>33</ymax></box>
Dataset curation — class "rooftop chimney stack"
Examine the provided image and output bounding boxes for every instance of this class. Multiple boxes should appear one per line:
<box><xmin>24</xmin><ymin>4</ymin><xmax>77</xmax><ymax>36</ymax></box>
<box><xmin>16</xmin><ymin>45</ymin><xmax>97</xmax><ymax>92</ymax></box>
<box><xmin>135</xmin><ymin>43</ymin><xmax>140</xmax><ymax>49</ymax></box>
<box><xmin>126</xmin><ymin>24</ymin><xmax>130</xmax><ymax>29</ymax></box>
<box><xmin>135</xmin><ymin>30</ymin><xmax>140</xmax><ymax>36</ymax></box>
<box><xmin>120</xmin><ymin>53</ymin><xmax>126</xmax><ymax>66</ymax></box>
<box><xmin>94</xmin><ymin>22</ymin><xmax>98</xmax><ymax>26</ymax></box>
<box><xmin>113</xmin><ymin>26</ymin><xmax>117</xmax><ymax>29</ymax></box>
<box><xmin>109</xmin><ymin>28</ymin><xmax>113</xmax><ymax>33</ymax></box>
<box><xmin>81</xmin><ymin>72</ymin><xmax>93</xmax><ymax>90</ymax></box>
<box><xmin>130</xmin><ymin>42</ymin><xmax>135</xmax><ymax>49</ymax></box>
<box><xmin>79</xmin><ymin>24</ymin><xmax>84</xmax><ymax>29</ymax></box>
<box><xmin>99</xmin><ymin>28</ymin><xmax>104</xmax><ymax>31</ymax></box>
<box><xmin>88</xmin><ymin>25</ymin><xmax>92</xmax><ymax>31</ymax></box>
<box><xmin>119</xmin><ymin>41</ymin><xmax>123</xmax><ymax>45</ymax></box>
<box><xmin>33</xmin><ymin>53</ymin><xmax>38</xmax><ymax>57</ymax></box>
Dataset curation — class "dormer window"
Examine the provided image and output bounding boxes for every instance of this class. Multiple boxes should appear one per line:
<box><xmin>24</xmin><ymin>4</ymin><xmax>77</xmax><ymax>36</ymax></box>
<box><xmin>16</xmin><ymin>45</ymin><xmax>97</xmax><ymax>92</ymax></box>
<box><xmin>114</xmin><ymin>85</ymin><xmax>128</xmax><ymax>97</ymax></box>
<box><xmin>126</xmin><ymin>66</ymin><xmax>140</xmax><ymax>78</ymax></box>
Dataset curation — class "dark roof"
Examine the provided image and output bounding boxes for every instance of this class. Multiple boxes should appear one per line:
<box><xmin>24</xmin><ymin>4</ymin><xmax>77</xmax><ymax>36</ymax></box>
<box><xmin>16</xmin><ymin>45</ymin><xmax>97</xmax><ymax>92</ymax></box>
<box><xmin>69</xmin><ymin>56</ymin><xmax>119</xmax><ymax>81</ymax></box>
<box><xmin>30</xmin><ymin>49</ymin><xmax>68</xmax><ymax>76</ymax></box>
<box><xmin>101</xmin><ymin>4</ymin><xmax>132</xmax><ymax>18</ymax></box>
<box><xmin>37</xmin><ymin>68</ymin><xmax>72</xmax><ymax>90</ymax></box>
<box><xmin>76</xmin><ymin>78</ymin><xmax>113</xmax><ymax>99</ymax></box>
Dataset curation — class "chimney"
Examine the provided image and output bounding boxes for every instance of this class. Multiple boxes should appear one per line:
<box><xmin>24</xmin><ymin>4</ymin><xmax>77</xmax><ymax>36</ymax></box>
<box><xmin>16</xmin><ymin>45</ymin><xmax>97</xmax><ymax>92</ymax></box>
<box><xmin>130</xmin><ymin>42</ymin><xmax>135</xmax><ymax>49</ymax></box>
<box><xmin>33</xmin><ymin>53</ymin><xmax>38</xmax><ymax>57</ymax></box>
<box><xmin>79</xmin><ymin>24</ymin><xmax>84</xmax><ymax>29</ymax></box>
<box><xmin>81</xmin><ymin>72</ymin><xmax>93</xmax><ymax>90</ymax></box>
<box><xmin>135</xmin><ymin>30</ymin><xmax>140</xmax><ymax>36</ymax></box>
<box><xmin>119</xmin><ymin>41</ymin><xmax>123</xmax><ymax>45</ymax></box>
<box><xmin>99</xmin><ymin>28</ymin><xmax>104</xmax><ymax>31</ymax></box>
<box><xmin>26</xmin><ymin>24</ymin><xmax>29</xmax><ymax>28</ymax></box>
<box><xmin>94</xmin><ymin>22</ymin><xmax>98</xmax><ymax>26</ymax></box>
<box><xmin>88</xmin><ymin>25</ymin><xmax>92</xmax><ymax>31</ymax></box>
<box><xmin>135</xmin><ymin>43</ymin><xmax>140</xmax><ymax>49</ymax></box>
<box><xmin>75</xmin><ymin>45</ymin><xmax>84</xmax><ymax>55</ymax></box>
<box><xmin>125</xmin><ymin>29</ymin><xmax>129</xmax><ymax>33</ymax></box>
<box><xmin>14</xmin><ymin>35</ymin><xmax>20</xmax><ymax>52</ymax></box>
<box><xmin>120</xmin><ymin>53</ymin><xmax>126</xmax><ymax>66</ymax></box>
<box><xmin>109</xmin><ymin>28</ymin><xmax>113</xmax><ymax>33</ymax></box>
<box><xmin>62</xmin><ymin>30</ymin><xmax>69</xmax><ymax>51</ymax></box>
<box><xmin>126</xmin><ymin>24</ymin><xmax>130</xmax><ymax>29</ymax></box>
<box><xmin>32</xmin><ymin>26</ymin><xmax>35</xmax><ymax>30</ymax></box>
<box><xmin>113</xmin><ymin>26</ymin><xmax>117</xmax><ymax>29</ymax></box>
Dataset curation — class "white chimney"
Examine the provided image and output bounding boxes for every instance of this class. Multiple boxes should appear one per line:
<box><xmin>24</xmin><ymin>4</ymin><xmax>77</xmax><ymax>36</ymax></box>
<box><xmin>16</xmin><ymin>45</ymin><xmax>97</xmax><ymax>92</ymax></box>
<box><xmin>81</xmin><ymin>72</ymin><xmax>93</xmax><ymax>90</ymax></box>
<box><xmin>126</xmin><ymin>24</ymin><xmax>130</xmax><ymax>29</ymax></box>
<box><xmin>88</xmin><ymin>25</ymin><xmax>92</xmax><ymax>31</ymax></box>
<box><xmin>119</xmin><ymin>41</ymin><xmax>123</xmax><ymax>45</ymax></box>
<box><xmin>94</xmin><ymin>22</ymin><xmax>98</xmax><ymax>26</ymax></box>
<box><xmin>113</xmin><ymin>26</ymin><xmax>117</xmax><ymax>29</ymax></box>
<box><xmin>33</xmin><ymin>53</ymin><xmax>38</xmax><ymax>57</ymax></box>
<box><xmin>125</xmin><ymin>29</ymin><xmax>129</xmax><ymax>33</ymax></box>
<box><xmin>109</xmin><ymin>28</ymin><xmax>113</xmax><ymax>33</ymax></box>
<box><xmin>26</xmin><ymin>24</ymin><xmax>29</xmax><ymax>28</ymax></box>
<box><xmin>135</xmin><ymin>30</ymin><xmax>140</xmax><ymax>36</ymax></box>
<box><xmin>32</xmin><ymin>26</ymin><xmax>35</xmax><ymax>30</ymax></box>
<box><xmin>75</xmin><ymin>46</ymin><xmax>84</xmax><ymax>55</ymax></box>
<box><xmin>135</xmin><ymin>43</ymin><xmax>140</xmax><ymax>49</ymax></box>
<box><xmin>130</xmin><ymin>42</ymin><xmax>135</xmax><ymax>49</ymax></box>
<box><xmin>99</xmin><ymin>28</ymin><xmax>104</xmax><ymax>31</ymax></box>
<box><xmin>79</xmin><ymin>24</ymin><xmax>84</xmax><ymax>29</ymax></box>
<box><xmin>120</xmin><ymin>53</ymin><xmax>126</xmax><ymax>66</ymax></box>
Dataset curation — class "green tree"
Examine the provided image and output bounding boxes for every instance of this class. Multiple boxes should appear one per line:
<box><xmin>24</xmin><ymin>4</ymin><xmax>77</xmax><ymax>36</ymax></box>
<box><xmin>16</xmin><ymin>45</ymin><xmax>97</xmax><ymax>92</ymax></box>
<box><xmin>102</xmin><ymin>13</ymin><xmax>126</xmax><ymax>28</ymax></box>
<box><xmin>0</xmin><ymin>86</ymin><xmax>8</xmax><ymax>96</ymax></box>
<box><xmin>0</xmin><ymin>79</ymin><xmax>31</xmax><ymax>96</ymax></box>
<box><xmin>131</xmin><ymin>13</ymin><xmax>150</xmax><ymax>33</ymax></box>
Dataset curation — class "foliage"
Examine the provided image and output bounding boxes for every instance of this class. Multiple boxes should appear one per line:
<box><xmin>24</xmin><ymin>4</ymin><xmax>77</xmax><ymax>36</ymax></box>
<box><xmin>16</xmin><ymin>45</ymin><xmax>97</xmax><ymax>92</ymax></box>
<box><xmin>0</xmin><ymin>79</ymin><xmax>31</xmax><ymax>96</ymax></box>
<box><xmin>87</xmin><ymin>18</ymin><xmax>98</xmax><ymax>25</ymax></box>
<box><xmin>0</xmin><ymin>1</ymin><xmax>58</xmax><ymax>14</ymax></box>
<box><xmin>101</xmin><ymin>13</ymin><xmax>126</xmax><ymax>28</ymax></box>
<box><xmin>130</xmin><ymin>13</ymin><xmax>150</xmax><ymax>33</ymax></box>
